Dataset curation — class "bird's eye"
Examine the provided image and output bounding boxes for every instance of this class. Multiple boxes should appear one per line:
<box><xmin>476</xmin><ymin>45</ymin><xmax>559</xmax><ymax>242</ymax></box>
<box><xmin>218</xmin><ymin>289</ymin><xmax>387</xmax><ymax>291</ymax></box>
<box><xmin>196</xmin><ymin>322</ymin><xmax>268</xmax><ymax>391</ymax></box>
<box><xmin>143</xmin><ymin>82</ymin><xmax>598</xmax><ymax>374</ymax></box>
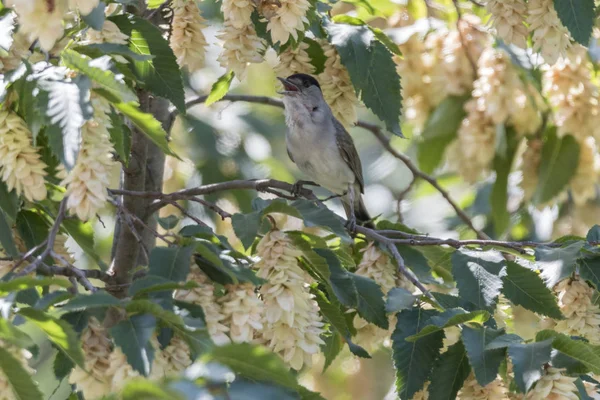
<box><xmin>312</xmin><ymin>106</ymin><xmax>318</xmax><ymax>112</ymax></box>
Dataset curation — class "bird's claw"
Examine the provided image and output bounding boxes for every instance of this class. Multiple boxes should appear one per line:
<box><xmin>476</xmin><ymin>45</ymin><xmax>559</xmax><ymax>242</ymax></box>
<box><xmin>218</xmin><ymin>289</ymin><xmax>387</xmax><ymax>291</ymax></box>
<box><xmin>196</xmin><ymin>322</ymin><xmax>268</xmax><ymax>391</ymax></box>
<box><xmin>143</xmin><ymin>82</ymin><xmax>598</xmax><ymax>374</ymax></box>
<box><xmin>291</xmin><ymin>182</ymin><xmax>303</xmax><ymax>197</ymax></box>
<box><xmin>345</xmin><ymin>217</ymin><xmax>357</xmax><ymax>233</ymax></box>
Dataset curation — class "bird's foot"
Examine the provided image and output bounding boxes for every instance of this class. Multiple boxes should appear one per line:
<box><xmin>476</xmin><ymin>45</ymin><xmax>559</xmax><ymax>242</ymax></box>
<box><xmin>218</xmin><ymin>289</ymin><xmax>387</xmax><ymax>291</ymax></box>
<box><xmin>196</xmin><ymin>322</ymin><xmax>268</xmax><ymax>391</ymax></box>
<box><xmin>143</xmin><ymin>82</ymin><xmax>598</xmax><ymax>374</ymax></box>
<box><xmin>345</xmin><ymin>216</ymin><xmax>357</xmax><ymax>233</ymax></box>
<box><xmin>291</xmin><ymin>180</ymin><xmax>318</xmax><ymax>197</ymax></box>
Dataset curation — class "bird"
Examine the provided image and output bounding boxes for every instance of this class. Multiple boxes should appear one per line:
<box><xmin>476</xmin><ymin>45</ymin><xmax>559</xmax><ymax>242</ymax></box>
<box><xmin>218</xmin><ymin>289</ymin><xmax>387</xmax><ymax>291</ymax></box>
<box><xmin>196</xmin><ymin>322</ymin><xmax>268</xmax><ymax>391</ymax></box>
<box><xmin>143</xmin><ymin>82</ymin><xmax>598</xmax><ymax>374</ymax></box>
<box><xmin>277</xmin><ymin>73</ymin><xmax>374</xmax><ymax>230</ymax></box>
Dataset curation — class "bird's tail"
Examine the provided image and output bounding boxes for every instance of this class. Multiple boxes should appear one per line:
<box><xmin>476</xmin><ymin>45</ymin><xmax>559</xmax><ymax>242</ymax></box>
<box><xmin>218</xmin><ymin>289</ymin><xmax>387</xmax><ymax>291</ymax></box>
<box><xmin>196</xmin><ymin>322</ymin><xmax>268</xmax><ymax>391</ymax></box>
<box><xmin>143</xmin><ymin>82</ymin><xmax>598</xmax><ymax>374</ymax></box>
<box><xmin>342</xmin><ymin>193</ymin><xmax>375</xmax><ymax>229</ymax></box>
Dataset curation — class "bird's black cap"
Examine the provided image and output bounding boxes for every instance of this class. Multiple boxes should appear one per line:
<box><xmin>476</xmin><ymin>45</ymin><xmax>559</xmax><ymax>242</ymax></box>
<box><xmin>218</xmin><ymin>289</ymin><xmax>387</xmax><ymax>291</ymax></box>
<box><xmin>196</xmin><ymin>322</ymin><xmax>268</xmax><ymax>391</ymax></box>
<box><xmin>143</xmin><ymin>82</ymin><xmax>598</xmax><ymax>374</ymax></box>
<box><xmin>286</xmin><ymin>73</ymin><xmax>321</xmax><ymax>90</ymax></box>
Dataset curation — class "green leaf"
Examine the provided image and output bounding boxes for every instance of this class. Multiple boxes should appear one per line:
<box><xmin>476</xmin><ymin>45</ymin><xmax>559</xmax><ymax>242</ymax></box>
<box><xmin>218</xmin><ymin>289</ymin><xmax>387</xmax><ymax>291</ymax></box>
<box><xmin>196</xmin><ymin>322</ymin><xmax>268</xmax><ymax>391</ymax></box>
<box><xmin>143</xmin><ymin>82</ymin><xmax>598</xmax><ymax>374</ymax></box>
<box><xmin>290</xmin><ymin>200</ymin><xmax>352</xmax><ymax>243</ymax></box>
<box><xmin>129</xmin><ymin>276</ymin><xmax>199</xmax><ymax>298</ymax></box>
<box><xmin>579</xmin><ymin>255</ymin><xmax>600</xmax><ymax>290</ymax></box>
<box><xmin>325</xmin><ymin>21</ymin><xmax>402</xmax><ymax>136</ymax></box>
<box><xmin>111</xmin><ymin>313</ymin><xmax>157</xmax><ymax>376</ymax></box>
<box><xmin>0</xmin><ymin>346</ymin><xmax>43</xmax><ymax>400</ymax></box>
<box><xmin>62</xmin><ymin>50</ymin><xmax>137</xmax><ymax>103</ymax></box>
<box><xmin>370</xmin><ymin>26</ymin><xmax>400</xmax><ymax>55</ymax></box>
<box><xmin>452</xmin><ymin>249</ymin><xmax>506</xmax><ymax>310</ymax></box>
<box><xmin>16</xmin><ymin>210</ymin><xmax>49</xmax><ymax>250</ymax></box>
<box><xmin>461</xmin><ymin>326</ymin><xmax>506</xmax><ymax>386</ymax></box>
<box><xmin>349</xmin><ymin>273</ymin><xmax>388</xmax><ymax>329</ymax></box>
<box><xmin>0</xmin><ymin>277</ymin><xmax>70</xmax><ymax>295</ymax></box>
<box><xmin>0</xmin><ymin>319</ymin><xmax>34</xmax><ymax>348</ymax></box>
<box><xmin>124</xmin><ymin>299</ymin><xmax>186</xmax><ymax>329</ymax></box>
<box><xmin>62</xmin><ymin>218</ymin><xmax>108</xmax><ymax>271</ymax></box>
<box><xmin>203</xmin><ymin>343</ymin><xmax>299</xmax><ymax>390</ymax></box>
<box><xmin>304</xmin><ymin>37</ymin><xmax>326</xmax><ymax>75</ymax></box>
<box><xmin>587</xmin><ymin>225</ymin><xmax>600</xmax><ymax>243</ymax></box>
<box><xmin>61</xmin><ymin>291</ymin><xmax>120</xmax><ymax>311</ymax></box>
<box><xmin>406</xmin><ymin>309</ymin><xmax>490</xmax><ymax>342</ymax></box>
<box><xmin>231</xmin><ymin>212</ymin><xmax>261</xmax><ymax>250</ymax></box>
<box><xmin>292</xmin><ymin>238</ymin><xmax>331</xmax><ymax>283</ymax></box>
<box><xmin>205</xmin><ymin>71</ymin><xmax>234</xmax><ymax>107</ymax></box>
<box><xmin>536</xmin><ymin>330</ymin><xmax>600</xmax><ymax>374</ymax></box>
<box><xmin>81</xmin><ymin>1</ymin><xmax>105</xmax><ymax>29</ymax></box>
<box><xmin>485</xmin><ymin>333</ymin><xmax>523</xmax><ymax>350</ymax></box>
<box><xmin>501</xmin><ymin>261</ymin><xmax>562</xmax><ymax>319</ymax></box>
<box><xmin>385</xmin><ymin>287</ymin><xmax>416</xmax><ymax>313</ymax></box>
<box><xmin>146</xmin><ymin>0</ymin><xmax>167</xmax><ymax>8</ymax></box>
<box><xmin>94</xmin><ymin>88</ymin><xmax>178</xmax><ymax>158</ymax></box>
<box><xmin>147</xmin><ymin>245</ymin><xmax>194</xmax><ymax>282</ymax></box>
<box><xmin>508</xmin><ymin>339</ymin><xmax>553</xmax><ymax>393</ymax></box>
<box><xmin>38</xmin><ymin>76</ymin><xmax>92</xmax><ymax>169</ymax></box>
<box><xmin>553</xmin><ymin>0</ymin><xmax>594</xmax><ymax>45</ymax></box>
<box><xmin>392</xmin><ymin>308</ymin><xmax>444</xmax><ymax>399</ymax></box>
<box><xmin>74</xmin><ymin>43</ymin><xmax>155</xmax><ymax>62</ymax></box>
<box><xmin>0</xmin><ymin>180</ymin><xmax>19</xmax><ymax>221</ymax></box>
<box><xmin>533</xmin><ymin>131</ymin><xmax>580</xmax><ymax>205</ymax></box>
<box><xmin>18</xmin><ymin>307</ymin><xmax>85</xmax><ymax>368</ymax></box>
<box><xmin>0</xmin><ymin>209</ymin><xmax>18</xmax><ymax>258</ymax></box>
<box><xmin>314</xmin><ymin>247</ymin><xmax>358</xmax><ymax>308</ymax></box>
<box><xmin>121</xmin><ymin>379</ymin><xmax>180</xmax><ymax>400</ymax></box>
<box><xmin>110</xmin><ymin>15</ymin><xmax>185</xmax><ymax>111</ymax></box>
<box><xmin>194</xmin><ymin>244</ymin><xmax>263</xmax><ymax>286</ymax></box>
<box><xmin>322</xmin><ymin>333</ymin><xmax>344</xmax><ymax>372</ymax></box>
<box><xmin>158</xmin><ymin>215</ymin><xmax>179</xmax><ymax>230</ymax></box>
<box><xmin>53</xmin><ymin>349</ymin><xmax>75</xmax><ymax>380</ymax></box>
<box><xmin>418</xmin><ymin>95</ymin><xmax>469</xmax><ymax>173</ymax></box>
<box><xmin>491</xmin><ymin>127</ymin><xmax>520</xmax><ymax>236</ymax></box>
<box><xmin>427</xmin><ymin>341</ymin><xmax>471</xmax><ymax>400</ymax></box>
<box><xmin>535</xmin><ymin>241</ymin><xmax>583</xmax><ymax>288</ymax></box>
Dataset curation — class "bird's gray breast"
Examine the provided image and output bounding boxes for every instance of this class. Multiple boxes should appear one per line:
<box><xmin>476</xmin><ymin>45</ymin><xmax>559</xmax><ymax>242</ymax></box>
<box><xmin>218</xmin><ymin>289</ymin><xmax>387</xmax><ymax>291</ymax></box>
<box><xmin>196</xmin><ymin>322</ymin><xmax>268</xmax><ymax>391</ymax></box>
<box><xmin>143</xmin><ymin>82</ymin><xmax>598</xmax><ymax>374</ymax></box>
<box><xmin>285</xmin><ymin>118</ymin><xmax>355</xmax><ymax>194</ymax></box>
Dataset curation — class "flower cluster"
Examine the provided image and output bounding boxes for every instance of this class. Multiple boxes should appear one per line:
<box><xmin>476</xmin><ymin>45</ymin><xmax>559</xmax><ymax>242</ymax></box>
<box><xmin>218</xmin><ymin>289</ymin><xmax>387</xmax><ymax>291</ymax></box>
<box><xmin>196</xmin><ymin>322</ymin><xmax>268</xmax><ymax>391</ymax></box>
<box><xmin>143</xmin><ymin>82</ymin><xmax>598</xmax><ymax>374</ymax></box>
<box><xmin>61</xmin><ymin>95</ymin><xmax>117</xmax><ymax>221</ymax></box>
<box><xmin>219</xmin><ymin>283</ymin><xmax>265</xmax><ymax>343</ymax></box>
<box><xmin>526</xmin><ymin>367</ymin><xmax>578</xmax><ymax>400</ymax></box>
<box><xmin>175</xmin><ymin>268</ymin><xmax>231</xmax><ymax>345</ymax></box>
<box><xmin>318</xmin><ymin>42</ymin><xmax>358</xmax><ymax>128</ymax></box>
<box><xmin>485</xmin><ymin>0</ymin><xmax>528</xmax><ymax>49</ymax></box>
<box><xmin>0</xmin><ymin>111</ymin><xmax>48</xmax><ymax>202</ymax></box>
<box><xmin>274</xmin><ymin>42</ymin><xmax>315</xmax><ymax>78</ymax></box>
<box><xmin>217</xmin><ymin>22</ymin><xmax>265</xmax><ymax>80</ymax></box>
<box><xmin>542</xmin><ymin>277</ymin><xmax>600</xmax><ymax>344</ymax></box>
<box><xmin>527</xmin><ymin>0</ymin><xmax>571</xmax><ymax>64</ymax></box>
<box><xmin>0</xmin><ymin>32</ymin><xmax>31</xmax><ymax>73</ymax></box>
<box><xmin>457</xmin><ymin>373</ymin><xmax>508</xmax><ymax>400</ymax></box>
<box><xmin>254</xmin><ymin>229</ymin><xmax>325</xmax><ymax>370</ymax></box>
<box><xmin>170</xmin><ymin>0</ymin><xmax>208</xmax><ymax>72</ymax></box>
<box><xmin>84</xmin><ymin>20</ymin><xmax>129</xmax><ymax>46</ymax></box>
<box><xmin>264</xmin><ymin>0</ymin><xmax>310</xmax><ymax>45</ymax></box>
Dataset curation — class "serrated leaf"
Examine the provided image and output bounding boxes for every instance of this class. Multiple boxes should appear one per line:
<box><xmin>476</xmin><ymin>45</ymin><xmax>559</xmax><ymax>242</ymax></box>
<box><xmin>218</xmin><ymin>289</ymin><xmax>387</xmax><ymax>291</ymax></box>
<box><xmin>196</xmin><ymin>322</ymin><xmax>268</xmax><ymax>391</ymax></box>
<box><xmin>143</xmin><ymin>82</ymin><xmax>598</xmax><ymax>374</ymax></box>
<box><xmin>385</xmin><ymin>287</ymin><xmax>416</xmax><ymax>313</ymax></box>
<box><xmin>452</xmin><ymin>249</ymin><xmax>506</xmax><ymax>310</ymax></box>
<box><xmin>579</xmin><ymin>255</ymin><xmax>600</xmax><ymax>290</ymax></box>
<box><xmin>322</xmin><ymin>332</ymin><xmax>343</xmax><ymax>371</ymax></box>
<box><xmin>18</xmin><ymin>307</ymin><xmax>85</xmax><ymax>368</ymax></box>
<box><xmin>392</xmin><ymin>308</ymin><xmax>444</xmax><ymax>399</ymax></box>
<box><xmin>147</xmin><ymin>245</ymin><xmax>194</xmax><ymax>282</ymax></box>
<box><xmin>501</xmin><ymin>261</ymin><xmax>562</xmax><ymax>319</ymax></box>
<box><xmin>146</xmin><ymin>0</ymin><xmax>167</xmax><ymax>9</ymax></box>
<box><xmin>315</xmin><ymin>247</ymin><xmax>358</xmax><ymax>308</ymax></box>
<box><xmin>38</xmin><ymin>76</ymin><xmax>92</xmax><ymax>169</ymax></box>
<box><xmin>74</xmin><ymin>43</ymin><xmax>155</xmax><ymax>62</ymax></box>
<box><xmin>0</xmin><ymin>209</ymin><xmax>18</xmax><ymax>258</ymax></box>
<box><xmin>0</xmin><ymin>277</ymin><xmax>70</xmax><ymax>295</ymax></box>
<box><xmin>0</xmin><ymin>346</ymin><xmax>43</xmax><ymax>400</ymax></box>
<box><xmin>34</xmin><ymin>290</ymin><xmax>73</xmax><ymax>310</ymax></box>
<box><xmin>62</xmin><ymin>218</ymin><xmax>108</xmax><ymax>270</ymax></box>
<box><xmin>535</xmin><ymin>241</ymin><xmax>583</xmax><ymax>287</ymax></box>
<box><xmin>158</xmin><ymin>215</ymin><xmax>179</xmax><ymax>230</ymax></box>
<box><xmin>292</xmin><ymin>238</ymin><xmax>331</xmax><ymax>282</ymax></box>
<box><xmin>124</xmin><ymin>299</ymin><xmax>186</xmax><ymax>329</ymax></box>
<box><xmin>203</xmin><ymin>343</ymin><xmax>299</xmax><ymax>390</ymax></box>
<box><xmin>418</xmin><ymin>95</ymin><xmax>469</xmax><ymax>173</ymax></box>
<box><xmin>108</xmin><ymin>109</ymin><xmax>131</xmax><ymax>165</ymax></box>
<box><xmin>533</xmin><ymin>131</ymin><xmax>580</xmax><ymax>204</ymax></box>
<box><xmin>0</xmin><ymin>319</ymin><xmax>34</xmax><ymax>348</ymax></box>
<box><xmin>62</xmin><ymin>50</ymin><xmax>137</xmax><ymax>103</ymax></box>
<box><xmin>205</xmin><ymin>71</ymin><xmax>234</xmax><ymax>107</ymax></box>
<box><xmin>231</xmin><ymin>212</ymin><xmax>261</xmax><ymax>250</ymax></box>
<box><xmin>325</xmin><ymin>21</ymin><xmax>402</xmax><ymax>136</ymax></box>
<box><xmin>485</xmin><ymin>333</ymin><xmax>523</xmax><ymax>350</ymax></box>
<box><xmin>110</xmin><ymin>15</ymin><xmax>185</xmax><ymax>111</ymax></box>
<box><xmin>461</xmin><ymin>326</ymin><xmax>505</xmax><ymax>386</ymax></box>
<box><xmin>121</xmin><ymin>380</ymin><xmax>179</xmax><ymax>400</ymax></box>
<box><xmin>587</xmin><ymin>225</ymin><xmax>600</xmax><ymax>242</ymax></box>
<box><xmin>508</xmin><ymin>339</ymin><xmax>553</xmax><ymax>393</ymax></box>
<box><xmin>553</xmin><ymin>0</ymin><xmax>594</xmax><ymax>45</ymax></box>
<box><xmin>61</xmin><ymin>291</ymin><xmax>120</xmax><ymax>311</ymax></box>
<box><xmin>304</xmin><ymin>37</ymin><xmax>326</xmax><ymax>75</ymax></box>
<box><xmin>349</xmin><ymin>273</ymin><xmax>388</xmax><ymax>329</ymax></box>
<box><xmin>93</xmin><ymin>88</ymin><xmax>178</xmax><ymax>158</ymax></box>
<box><xmin>111</xmin><ymin>313</ymin><xmax>157</xmax><ymax>376</ymax></box>
<box><xmin>290</xmin><ymin>199</ymin><xmax>351</xmax><ymax>243</ymax></box>
<box><xmin>536</xmin><ymin>330</ymin><xmax>600</xmax><ymax>374</ymax></box>
<box><xmin>129</xmin><ymin>276</ymin><xmax>199</xmax><ymax>298</ymax></box>
<box><xmin>82</xmin><ymin>1</ymin><xmax>105</xmax><ymax>29</ymax></box>
<box><xmin>0</xmin><ymin>180</ymin><xmax>18</xmax><ymax>221</ymax></box>
<box><xmin>428</xmin><ymin>341</ymin><xmax>471</xmax><ymax>400</ymax></box>
<box><xmin>194</xmin><ymin>245</ymin><xmax>262</xmax><ymax>286</ymax></box>
<box><xmin>406</xmin><ymin>309</ymin><xmax>490</xmax><ymax>341</ymax></box>
<box><xmin>53</xmin><ymin>349</ymin><xmax>74</xmax><ymax>380</ymax></box>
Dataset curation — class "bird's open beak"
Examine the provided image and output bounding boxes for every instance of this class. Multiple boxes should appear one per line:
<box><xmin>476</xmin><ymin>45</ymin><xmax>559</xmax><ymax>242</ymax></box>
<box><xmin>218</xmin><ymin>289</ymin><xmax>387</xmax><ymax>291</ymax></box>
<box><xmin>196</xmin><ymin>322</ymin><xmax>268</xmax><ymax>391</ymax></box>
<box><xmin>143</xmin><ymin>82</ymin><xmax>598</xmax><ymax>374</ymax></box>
<box><xmin>277</xmin><ymin>77</ymin><xmax>300</xmax><ymax>94</ymax></box>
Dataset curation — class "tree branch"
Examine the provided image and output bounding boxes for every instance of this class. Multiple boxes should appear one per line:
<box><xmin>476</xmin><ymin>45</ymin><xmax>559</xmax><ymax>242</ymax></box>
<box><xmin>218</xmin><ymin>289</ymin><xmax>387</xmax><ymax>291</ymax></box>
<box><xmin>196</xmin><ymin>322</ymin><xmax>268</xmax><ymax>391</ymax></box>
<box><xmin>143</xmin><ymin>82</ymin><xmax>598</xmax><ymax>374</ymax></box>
<box><xmin>180</xmin><ymin>94</ymin><xmax>489</xmax><ymax>240</ymax></box>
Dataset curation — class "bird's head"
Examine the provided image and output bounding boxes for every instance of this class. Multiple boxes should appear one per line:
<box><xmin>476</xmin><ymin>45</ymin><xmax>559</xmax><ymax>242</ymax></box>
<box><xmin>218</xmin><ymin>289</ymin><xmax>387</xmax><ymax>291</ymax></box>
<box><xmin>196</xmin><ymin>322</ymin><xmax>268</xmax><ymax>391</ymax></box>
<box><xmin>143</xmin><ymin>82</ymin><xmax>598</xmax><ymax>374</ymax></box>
<box><xmin>277</xmin><ymin>74</ymin><xmax>330</xmax><ymax>124</ymax></box>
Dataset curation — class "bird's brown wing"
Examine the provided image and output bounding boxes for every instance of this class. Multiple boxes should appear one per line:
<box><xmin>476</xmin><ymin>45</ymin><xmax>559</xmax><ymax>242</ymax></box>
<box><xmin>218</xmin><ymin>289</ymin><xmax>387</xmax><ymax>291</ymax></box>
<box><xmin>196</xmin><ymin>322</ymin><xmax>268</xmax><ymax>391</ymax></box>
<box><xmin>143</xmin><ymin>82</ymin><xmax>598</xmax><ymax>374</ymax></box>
<box><xmin>334</xmin><ymin>119</ymin><xmax>365</xmax><ymax>193</ymax></box>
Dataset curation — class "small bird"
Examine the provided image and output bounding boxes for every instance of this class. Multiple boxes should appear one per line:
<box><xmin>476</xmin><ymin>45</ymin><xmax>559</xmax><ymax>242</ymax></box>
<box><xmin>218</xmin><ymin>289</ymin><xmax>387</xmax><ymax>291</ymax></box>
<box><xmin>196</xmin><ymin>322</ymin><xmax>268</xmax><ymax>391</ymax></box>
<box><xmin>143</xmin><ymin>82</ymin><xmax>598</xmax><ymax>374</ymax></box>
<box><xmin>277</xmin><ymin>73</ymin><xmax>374</xmax><ymax>230</ymax></box>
